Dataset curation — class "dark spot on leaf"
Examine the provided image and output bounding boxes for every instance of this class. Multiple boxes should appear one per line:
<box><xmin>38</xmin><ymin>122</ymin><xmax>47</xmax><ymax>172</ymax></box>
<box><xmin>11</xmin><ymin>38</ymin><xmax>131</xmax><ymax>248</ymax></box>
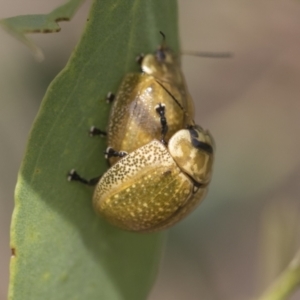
<box><xmin>35</xmin><ymin>28</ymin><xmax>62</xmax><ymax>34</ymax></box>
<box><xmin>11</xmin><ymin>248</ymin><xmax>16</xmax><ymax>257</ymax></box>
<box><xmin>56</xmin><ymin>17</ymin><xmax>70</xmax><ymax>22</ymax></box>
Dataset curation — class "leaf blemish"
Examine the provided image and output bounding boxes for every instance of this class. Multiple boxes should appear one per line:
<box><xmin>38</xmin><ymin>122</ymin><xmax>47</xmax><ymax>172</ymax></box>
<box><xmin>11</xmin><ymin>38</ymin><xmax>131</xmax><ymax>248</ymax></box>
<box><xmin>42</xmin><ymin>29</ymin><xmax>61</xmax><ymax>33</ymax></box>
<box><xmin>55</xmin><ymin>17</ymin><xmax>70</xmax><ymax>22</ymax></box>
<box><xmin>11</xmin><ymin>248</ymin><xmax>16</xmax><ymax>257</ymax></box>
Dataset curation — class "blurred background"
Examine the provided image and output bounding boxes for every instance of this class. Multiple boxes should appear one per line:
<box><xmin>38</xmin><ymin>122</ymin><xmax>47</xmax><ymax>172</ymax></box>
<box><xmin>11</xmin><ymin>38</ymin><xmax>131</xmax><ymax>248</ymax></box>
<box><xmin>1</xmin><ymin>1</ymin><xmax>300</xmax><ymax>299</ymax></box>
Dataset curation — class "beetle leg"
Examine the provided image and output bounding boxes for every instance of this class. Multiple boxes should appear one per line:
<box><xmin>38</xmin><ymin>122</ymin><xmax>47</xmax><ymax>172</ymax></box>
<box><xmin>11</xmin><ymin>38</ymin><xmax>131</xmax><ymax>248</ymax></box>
<box><xmin>67</xmin><ymin>169</ymin><xmax>101</xmax><ymax>186</ymax></box>
<box><xmin>89</xmin><ymin>126</ymin><xmax>107</xmax><ymax>137</ymax></box>
<box><xmin>104</xmin><ymin>147</ymin><xmax>128</xmax><ymax>159</ymax></box>
<box><xmin>136</xmin><ymin>53</ymin><xmax>145</xmax><ymax>65</ymax></box>
<box><xmin>155</xmin><ymin>103</ymin><xmax>168</xmax><ymax>145</ymax></box>
<box><xmin>106</xmin><ymin>92</ymin><xmax>115</xmax><ymax>103</ymax></box>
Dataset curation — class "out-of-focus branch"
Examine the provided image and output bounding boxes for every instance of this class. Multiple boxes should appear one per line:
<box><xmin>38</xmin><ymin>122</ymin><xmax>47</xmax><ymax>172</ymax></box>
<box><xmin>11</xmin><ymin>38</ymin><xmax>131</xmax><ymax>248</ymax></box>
<box><xmin>257</xmin><ymin>249</ymin><xmax>300</xmax><ymax>300</ymax></box>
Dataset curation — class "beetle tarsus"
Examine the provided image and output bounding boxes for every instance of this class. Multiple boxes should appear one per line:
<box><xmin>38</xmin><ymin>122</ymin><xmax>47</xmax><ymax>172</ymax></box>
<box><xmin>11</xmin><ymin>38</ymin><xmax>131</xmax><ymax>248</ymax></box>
<box><xmin>67</xmin><ymin>169</ymin><xmax>101</xmax><ymax>186</ymax></box>
<box><xmin>106</xmin><ymin>92</ymin><xmax>115</xmax><ymax>103</ymax></box>
<box><xmin>136</xmin><ymin>53</ymin><xmax>144</xmax><ymax>65</ymax></box>
<box><xmin>104</xmin><ymin>147</ymin><xmax>128</xmax><ymax>159</ymax></box>
<box><xmin>89</xmin><ymin>126</ymin><xmax>107</xmax><ymax>137</ymax></box>
<box><xmin>155</xmin><ymin>103</ymin><xmax>168</xmax><ymax>144</ymax></box>
<box><xmin>161</xmin><ymin>139</ymin><xmax>168</xmax><ymax>146</ymax></box>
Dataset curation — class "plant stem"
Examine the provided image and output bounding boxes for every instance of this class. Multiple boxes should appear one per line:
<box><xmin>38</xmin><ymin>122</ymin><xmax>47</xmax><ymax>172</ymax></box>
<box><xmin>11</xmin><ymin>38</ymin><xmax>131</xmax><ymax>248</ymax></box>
<box><xmin>257</xmin><ymin>249</ymin><xmax>300</xmax><ymax>300</ymax></box>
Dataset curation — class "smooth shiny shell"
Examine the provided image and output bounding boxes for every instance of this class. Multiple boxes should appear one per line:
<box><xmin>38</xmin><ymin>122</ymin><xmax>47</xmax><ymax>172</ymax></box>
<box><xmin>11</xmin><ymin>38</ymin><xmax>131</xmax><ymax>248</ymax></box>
<box><xmin>93</xmin><ymin>140</ymin><xmax>205</xmax><ymax>232</ymax></box>
<box><xmin>141</xmin><ymin>49</ymin><xmax>195</xmax><ymax>120</ymax></box>
<box><xmin>107</xmin><ymin>50</ymin><xmax>194</xmax><ymax>165</ymax></box>
<box><xmin>141</xmin><ymin>50</ymin><xmax>186</xmax><ymax>88</ymax></box>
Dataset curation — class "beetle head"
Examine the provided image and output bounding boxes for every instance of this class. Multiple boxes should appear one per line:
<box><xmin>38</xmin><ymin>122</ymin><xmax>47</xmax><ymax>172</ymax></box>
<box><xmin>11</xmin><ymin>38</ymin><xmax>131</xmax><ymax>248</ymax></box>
<box><xmin>140</xmin><ymin>33</ymin><xmax>184</xmax><ymax>86</ymax></box>
<box><xmin>168</xmin><ymin>126</ymin><xmax>215</xmax><ymax>185</ymax></box>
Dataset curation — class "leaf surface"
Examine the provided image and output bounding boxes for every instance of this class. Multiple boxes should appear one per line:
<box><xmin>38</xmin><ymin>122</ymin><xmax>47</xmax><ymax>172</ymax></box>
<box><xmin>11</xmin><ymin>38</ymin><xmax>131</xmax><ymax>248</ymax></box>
<box><xmin>0</xmin><ymin>0</ymin><xmax>86</xmax><ymax>60</ymax></box>
<box><xmin>9</xmin><ymin>1</ymin><xmax>179</xmax><ymax>299</ymax></box>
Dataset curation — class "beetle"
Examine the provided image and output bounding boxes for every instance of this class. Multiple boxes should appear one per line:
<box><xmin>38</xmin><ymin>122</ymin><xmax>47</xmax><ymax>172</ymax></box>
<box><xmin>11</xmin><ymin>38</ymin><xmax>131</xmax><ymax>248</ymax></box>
<box><xmin>68</xmin><ymin>33</ymin><xmax>215</xmax><ymax>232</ymax></box>
<box><xmin>90</xmin><ymin>32</ymin><xmax>195</xmax><ymax>165</ymax></box>
<box><xmin>69</xmin><ymin>120</ymin><xmax>214</xmax><ymax>232</ymax></box>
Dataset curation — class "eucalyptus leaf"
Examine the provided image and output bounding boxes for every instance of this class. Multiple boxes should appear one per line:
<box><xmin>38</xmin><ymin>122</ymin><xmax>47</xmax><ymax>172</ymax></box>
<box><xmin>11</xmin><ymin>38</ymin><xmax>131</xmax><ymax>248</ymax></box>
<box><xmin>0</xmin><ymin>0</ymin><xmax>86</xmax><ymax>60</ymax></box>
<box><xmin>9</xmin><ymin>0</ymin><xmax>179</xmax><ymax>299</ymax></box>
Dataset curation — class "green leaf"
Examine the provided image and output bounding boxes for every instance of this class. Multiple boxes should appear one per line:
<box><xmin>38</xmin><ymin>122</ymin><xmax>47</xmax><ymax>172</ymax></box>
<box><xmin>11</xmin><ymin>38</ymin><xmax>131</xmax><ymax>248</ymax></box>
<box><xmin>9</xmin><ymin>1</ymin><xmax>179</xmax><ymax>299</ymax></box>
<box><xmin>257</xmin><ymin>250</ymin><xmax>300</xmax><ymax>300</ymax></box>
<box><xmin>256</xmin><ymin>203</ymin><xmax>300</xmax><ymax>300</ymax></box>
<box><xmin>0</xmin><ymin>0</ymin><xmax>86</xmax><ymax>60</ymax></box>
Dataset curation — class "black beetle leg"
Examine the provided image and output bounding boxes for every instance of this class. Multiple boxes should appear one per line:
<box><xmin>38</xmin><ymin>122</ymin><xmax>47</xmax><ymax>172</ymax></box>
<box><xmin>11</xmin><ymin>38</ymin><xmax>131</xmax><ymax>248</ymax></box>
<box><xmin>136</xmin><ymin>53</ymin><xmax>144</xmax><ymax>66</ymax></box>
<box><xmin>106</xmin><ymin>92</ymin><xmax>115</xmax><ymax>103</ymax></box>
<box><xmin>104</xmin><ymin>147</ymin><xmax>128</xmax><ymax>159</ymax></box>
<box><xmin>67</xmin><ymin>169</ymin><xmax>101</xmax><ymax>186</ymax></box>
<box><xmin>155</xmin><ymin>103</ymin><xmax>168</xmax><ymax>145</ymax></box>
<box><xmin>89</xmin><ymin>126</ymin><xmax>107</xmax><ymax>137</ymax></box>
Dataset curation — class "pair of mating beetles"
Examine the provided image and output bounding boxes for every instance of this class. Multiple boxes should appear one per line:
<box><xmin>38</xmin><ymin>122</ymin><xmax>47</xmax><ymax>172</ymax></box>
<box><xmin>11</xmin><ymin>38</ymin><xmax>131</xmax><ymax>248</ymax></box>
<box><xmin>68</xmin><ymin>33</ymin><xmax>215</xmax><ymax>232</ymax></box>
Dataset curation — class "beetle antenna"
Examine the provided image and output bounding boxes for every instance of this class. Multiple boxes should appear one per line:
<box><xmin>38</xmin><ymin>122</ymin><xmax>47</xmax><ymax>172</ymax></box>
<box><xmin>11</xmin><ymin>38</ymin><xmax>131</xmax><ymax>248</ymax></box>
<box><xmin>159</xmin><ymin>31</ymin><xmax>166</xmax><ymax>42</ymax></box>
<box><xmin>159</xmin><ymin>31</ymin><xmax>167</xmax><ymax>49</ymax></box>
<box><xmin>182</xmin><ymin>50</ymin><xmax>233</xmax><ymax>59</ymax></box>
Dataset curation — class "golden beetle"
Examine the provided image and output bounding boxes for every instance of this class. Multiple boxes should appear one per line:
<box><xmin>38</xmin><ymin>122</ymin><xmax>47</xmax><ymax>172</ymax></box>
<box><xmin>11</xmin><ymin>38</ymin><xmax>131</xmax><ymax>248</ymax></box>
<box><xmin>68</xmin><ymin>34</ymin><xmax>215</xmax><ymax>232</ymax></box>
<box><xmin>90</xmin><ymin>32</ymin><xmax>195</xmax><ymax>165</ymax></box>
